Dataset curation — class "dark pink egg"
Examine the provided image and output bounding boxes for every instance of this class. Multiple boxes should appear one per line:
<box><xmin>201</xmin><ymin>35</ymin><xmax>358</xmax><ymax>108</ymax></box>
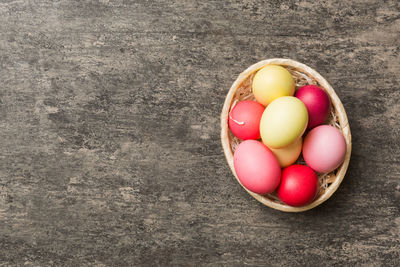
<box><xmin>295</xmin><ymin>85</ymin><xmax>330</xmax><ymax>129</ymax></box>
<box><xmin>228</xmin><ymin>100</ymin><xmax>265</xmax><ymax>140</ymax></box>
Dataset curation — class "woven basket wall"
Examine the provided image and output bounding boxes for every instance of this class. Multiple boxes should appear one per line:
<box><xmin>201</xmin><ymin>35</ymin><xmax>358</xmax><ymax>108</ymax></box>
<box><xmin>221</xmin><ymin>58</ymin><xmax>352</xmax><ymax>212</ymax></box>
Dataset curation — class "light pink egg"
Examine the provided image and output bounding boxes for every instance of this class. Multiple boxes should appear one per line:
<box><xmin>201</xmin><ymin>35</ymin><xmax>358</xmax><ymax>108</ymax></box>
<box><xmin>233</xmin><ymin>140</ymin><xmax>281</xmax><ymax>194</ymax></box>
<box><xmin>303</xmin><ymin>125</ymin><xmax>346</xmax><ymax>173</ymax></box>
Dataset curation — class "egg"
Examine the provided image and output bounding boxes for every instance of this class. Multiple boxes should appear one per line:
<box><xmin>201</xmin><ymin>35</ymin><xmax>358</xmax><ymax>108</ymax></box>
<box><xmin>277</xmin><ymin>165</ymin><xmax>319</xmax><ymax>207</ymax></box>
<box><xmin>303</xmin><ymin>125</ymin><xmax>346</xmax><ymax>173</ymax></box>
<box><xmin>252</xmin><ymin>65</ymin><xmax>295</xmax><ymax>106</ymax></box>
<box><xmin>233</xmin><ymin>140</ymin><xmax>281</xmax><ymax>194</ymax></box>
<box><xmin>295</xmin><ymin>85</ymin><xmax>331</xmax><ymax>129</ymax></box>
<box><xmin>269</xmin><ymin>138</ymin><xmax>302</xmax><ymax>168</ymax></box>
<box><xmin>228</xmin><ymin>100</ymin><xmax>265</xmax><ymax>140</ymax></box>
<box><xmin>260</xmin><ymin>96</ymin><xmax>308</xmax><ymax>149</ymax></box>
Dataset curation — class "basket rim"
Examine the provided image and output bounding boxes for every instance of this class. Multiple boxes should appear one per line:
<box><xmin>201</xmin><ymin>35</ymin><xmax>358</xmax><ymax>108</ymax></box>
<box><xmin>220</xmin><ymin>58</ymin><xmax>352</xmax><ymax>212</ymax></box>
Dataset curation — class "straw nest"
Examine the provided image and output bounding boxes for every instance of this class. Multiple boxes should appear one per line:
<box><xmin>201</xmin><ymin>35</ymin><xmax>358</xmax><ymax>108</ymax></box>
<box><xmin>221</xmin><ymin>58</ymin><xmax>352</xmax><ymax>212</ymax></box>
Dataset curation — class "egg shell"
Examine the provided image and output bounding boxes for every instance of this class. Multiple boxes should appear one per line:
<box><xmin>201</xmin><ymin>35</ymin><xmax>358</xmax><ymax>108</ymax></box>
<box><xmin>277</xmin><ymin>165</ymin><xmax>319</xmax><ymax>207</ymax></box>
<box><xmin>295</xmin><ymin>85</ymin><xmax>331</xmax><ymax>129</ymax></box>
<box><xmin>269</xmin><ymin>138</ymin><xmax>302</xmax><ymax>168</ymax></box>
<box><xmin>260</xmin><ymin>96</ymin><xmax>308</xmax><ymax>149</ymax></box>
<box><xmin>252</xmin><ymin>65</ymin><xmax>295</xmax><ymax>106</ymax></box>
<box><xmin>233</xmin><ymin>140</ymin><xmax>281</xmax><ymax>194</ymax></box>
<box><xmin>303</xmin><ymin>125</ymin><xmax>346</xmax><ymax>173</ymax></box>
<box><xmin>228</xmin><ymin>100</ymin><xmax>265</xmax><ymax>140</ymax></box>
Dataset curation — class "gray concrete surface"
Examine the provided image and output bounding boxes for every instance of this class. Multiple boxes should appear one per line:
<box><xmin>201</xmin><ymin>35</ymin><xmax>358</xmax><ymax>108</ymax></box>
<box><xmin>0</xmin><ymin>0</ymin><xmax>399</xmax><ymax>266</ymax></box>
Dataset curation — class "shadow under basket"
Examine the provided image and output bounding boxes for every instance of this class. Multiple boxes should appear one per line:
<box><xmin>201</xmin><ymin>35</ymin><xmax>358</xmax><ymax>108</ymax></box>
<box><xmin>220</xmin><ymin>58</ymin><xmax>352</xmax><ymax>212</ymax></box>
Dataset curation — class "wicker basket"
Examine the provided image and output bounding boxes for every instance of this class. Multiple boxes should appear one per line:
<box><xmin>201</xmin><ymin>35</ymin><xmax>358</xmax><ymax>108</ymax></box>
<box><xmin>221</xmin><ymin>58</ymin><xmax>352</xmax><ymax>212</ymax></box>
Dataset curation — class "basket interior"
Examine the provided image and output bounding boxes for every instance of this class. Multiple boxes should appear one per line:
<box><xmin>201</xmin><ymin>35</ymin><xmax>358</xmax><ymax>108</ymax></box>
<box><xmin>228</xmin><ymin>66</ymin><xmax>343</xmax><ymax>205</ymax></box>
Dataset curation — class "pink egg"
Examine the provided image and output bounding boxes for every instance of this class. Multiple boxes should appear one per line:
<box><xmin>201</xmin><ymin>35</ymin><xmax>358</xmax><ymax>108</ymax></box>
<box><xmin>229</xmin><ymin>100</ymin><xmax>265</xmax><ymax>140</ymax></box>
<box><xmin>303</xmin><ymin>125</ymin><xmax>347</xmax><ymax>173</ymax></box>
<box><xmin>234</xmin><ymin>140</ymin><xmax>281</xmax><ymax>194</ymax></box>
<box><xmin>295</xmin><ymin>85</ymin><xmax>330</xmax><ymax>129</ymax></box>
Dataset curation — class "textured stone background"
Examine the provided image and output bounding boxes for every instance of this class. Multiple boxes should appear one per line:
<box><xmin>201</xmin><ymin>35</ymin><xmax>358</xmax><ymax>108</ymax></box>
<box><xmin>0</xmin><ymin>0</ymin><xmax>399</xmax><ymax>266</ymax></box>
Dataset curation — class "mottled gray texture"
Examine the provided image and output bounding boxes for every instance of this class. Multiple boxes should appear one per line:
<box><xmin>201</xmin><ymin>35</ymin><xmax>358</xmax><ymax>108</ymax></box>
<box><xmin>0</xmin><ymin>0</ymin><xmax>399</xmax><ymax>266</ymax></box>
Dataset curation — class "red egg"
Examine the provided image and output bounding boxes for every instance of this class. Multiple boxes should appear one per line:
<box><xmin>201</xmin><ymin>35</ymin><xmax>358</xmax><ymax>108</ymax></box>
<box><xmin>229</xmin><ymin>100</ymin><xmax>265</xmax><ymax>140</ymax></box>
<box><xmin>276</xmin><ymin>165</ymin><xmax>319</xmax><ymax>207</ymax></box>
<box><xmin>295</xmin><ymin>85</ymin><xmax>330</xmax><ymax>129</ymax></box>
<box><xmin>234</xmin><ymin>140</ymin><xmax>281</xmax><ymax>194</ymax></box>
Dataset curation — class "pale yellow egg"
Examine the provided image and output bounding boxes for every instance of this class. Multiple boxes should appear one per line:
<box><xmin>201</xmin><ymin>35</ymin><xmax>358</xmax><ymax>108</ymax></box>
<box><xmin>252</xmin><ymin>65</ymin><xmax>295</xmax><ymax>106</ymax></box>
<box><xmin>269</xmin><ymin>138</ymin><xmax>302</xmax><ymax>167</ymax></box>
<box><xmin>260</xmin><ymin>96</ymin><xmax>308</xmax><ymax>148</ymax></box>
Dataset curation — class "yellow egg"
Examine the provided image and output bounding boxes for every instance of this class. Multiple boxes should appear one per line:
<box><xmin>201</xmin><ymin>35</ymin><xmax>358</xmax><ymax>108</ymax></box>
<box><xmin>269</xmin><ymin>138</ymin><xmax>302</xmax><ymax>167</ymax></box>
<box><xmin>260</xmin><ymin>96</ymin><xmax>308</xmax><ymax>148</ymax></box>
<box><xmin>252</xmin><ymin>65</ymin><xmax>295</xmax><ymax>106</ymax></box>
